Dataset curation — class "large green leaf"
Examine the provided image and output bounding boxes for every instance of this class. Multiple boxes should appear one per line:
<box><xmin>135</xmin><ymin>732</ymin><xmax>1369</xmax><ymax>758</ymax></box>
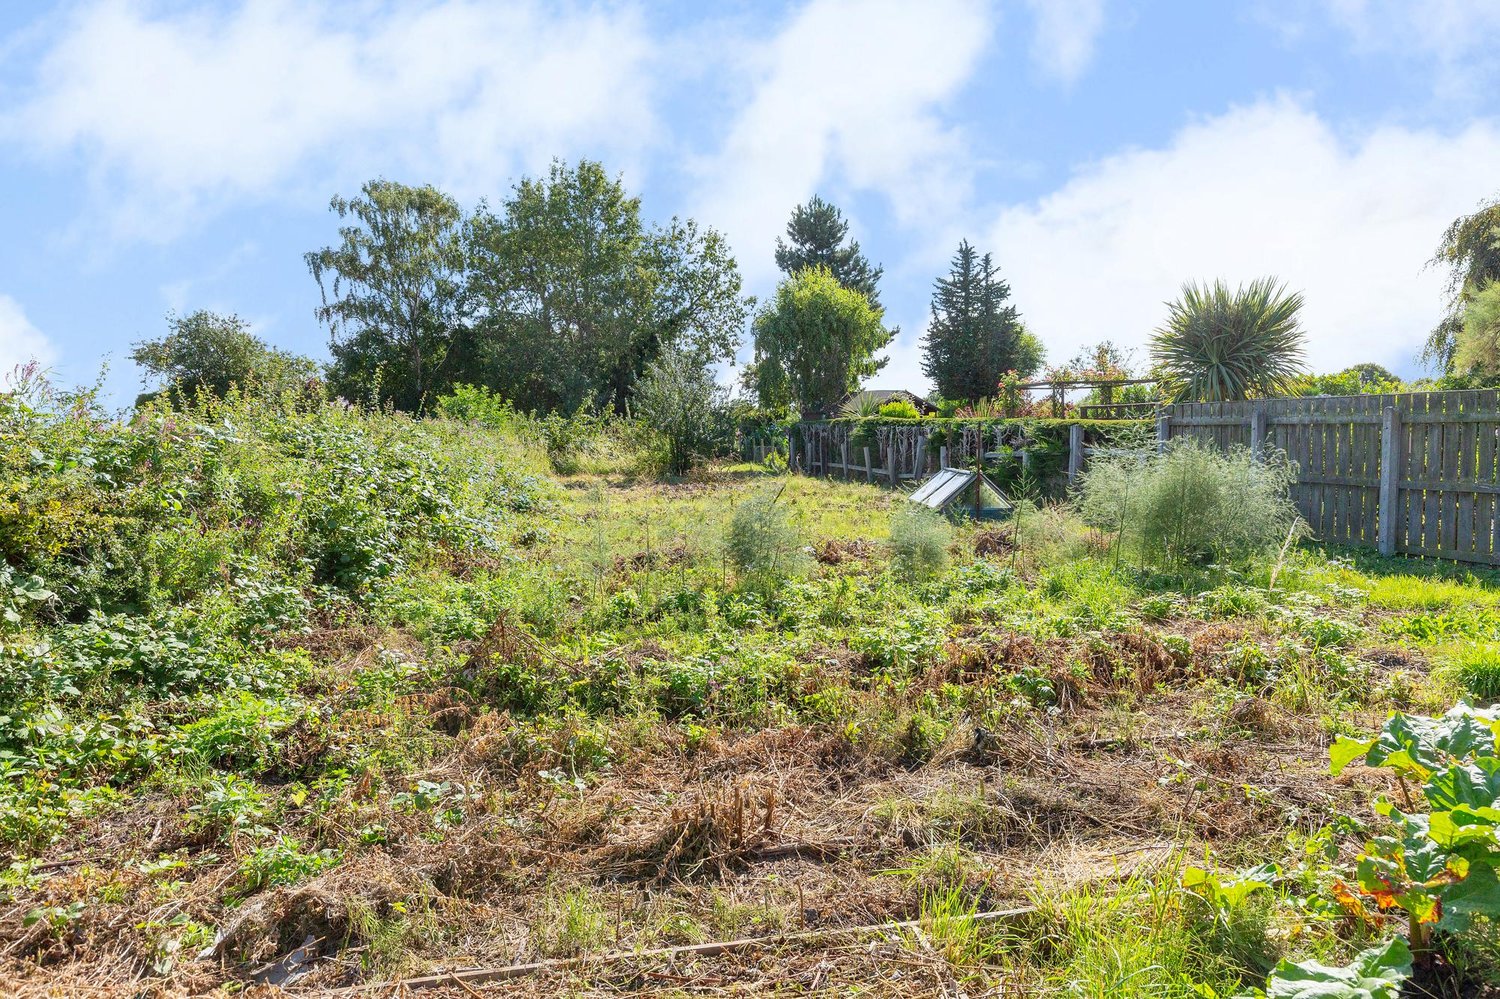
<box><xmin>1182</xmin><ymin>863</ymin><xmax>1279</xmax><ymax>913</ymax></box>
<box><xmin>1360</xmin><ymin>708</ymin><xmax>1500</xmax><ymax>781</ymax></box>
<box><xmin>1429</xmin><ymin>707</ymin><xmax>1500</xmax><ymax>760</ymax></box>
<box><xmin>1426</xmin><ymin>805</ymin><xmax>1500</xmax><ymax>850</ymax></box>
<box><xmin>1265</xmin><ymin>937</ymin><xmax>1411</xmax><ymax>998</ymax></box>
<box><xmin>1329</xmin><ymin>736</ymin><xmax>1376</xmax><ymax>776</ymax></box>
<box><xmin>1438</xmin><ymin>861</ymin><xmax>1500</xmax><ymax>930</ymax></box>
<box><xmin>1424</xmin><ymin>758</ymin><xmax>1500</xmax><ymax>810</ymax></box>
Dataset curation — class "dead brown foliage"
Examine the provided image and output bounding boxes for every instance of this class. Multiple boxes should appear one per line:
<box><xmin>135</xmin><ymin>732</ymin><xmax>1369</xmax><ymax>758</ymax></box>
<box><xmin>813</xmin><ymin>537</ymin><xmax>877</xmax><ymax>565</ymax></box>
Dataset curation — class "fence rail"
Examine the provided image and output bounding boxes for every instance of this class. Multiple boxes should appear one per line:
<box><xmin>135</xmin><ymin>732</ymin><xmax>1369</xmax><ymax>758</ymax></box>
<box><xmin>1161</xmin><ymin>390</ymin><xmax>1500</xmax><ymax>565</ymax></box>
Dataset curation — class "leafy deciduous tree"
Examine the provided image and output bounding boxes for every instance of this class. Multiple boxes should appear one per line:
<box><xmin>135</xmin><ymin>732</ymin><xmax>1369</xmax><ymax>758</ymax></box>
<box><xmin>1424</xmin><ymin>195</ymin><xmax>1500</xmax><ymax>372</ymax></box>
<box><xmin>306</xmin><ymin>180</ymin><xmax>468</xmax><ymax>411</ymax></box>
<box><xmin>1454</xmin><ymin>283</ymin><xmax>1500</xmax><ymax>376</ymax></box>
<box><xmin>630</xmin><ymin>348</ymin><xmax>726</xmax><ymax>475</ymax></box>
<box><xmin>751</xmin><ymin>267</ymin><xmax>891</xmax><ymax>417</ymax></box>
<box><xmin>467</xmin><ymin>160</ymin><xmax>748</xmax><ymax>414</ymax></box>
<box><xmin>131</xmin><ymin>311</ymin><xmax>317</xmax><ymax>405</ymax></box>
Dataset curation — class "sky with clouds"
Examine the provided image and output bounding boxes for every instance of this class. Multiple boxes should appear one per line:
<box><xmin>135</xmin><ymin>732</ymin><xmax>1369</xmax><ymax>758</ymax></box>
<box><xmin>1</xmin><ymin>0</ymin><xmax>1498</xmax><ymax>404</ymax></box>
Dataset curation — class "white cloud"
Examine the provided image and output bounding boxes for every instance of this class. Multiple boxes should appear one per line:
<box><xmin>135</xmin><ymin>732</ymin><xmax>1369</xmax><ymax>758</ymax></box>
<box><xmin>0</xmin><ymin>295</ymin><xmax>55</xmax><ymax>374</ymax></box>
<box><xmin>5</xmin><ymin>0</ymin><xmax>657</xmax><ymax>236</ymax></box>
<box><xmin>981</xmin><ymin>97</ymin><xmax>1500</xmax><ymax>377</ymax></box>
<box><xmin>1023</xmin><ymin>0</ymin><xmax>1107</xmax><ymax>84</ymax></box>
<box><xmin>1322</xmin><ymin>0</ymin><xmax>1500</xmax><ymax>60</ymax></box>
<box><xmin>1257</xmin><ymin>1</ymin><xmax>1500</xmax><ymax>100</ymax></box>
<box><xmin>691</xmin><ymin>0</ymin><xmax>993</xmax><ymax>286</ymax></box>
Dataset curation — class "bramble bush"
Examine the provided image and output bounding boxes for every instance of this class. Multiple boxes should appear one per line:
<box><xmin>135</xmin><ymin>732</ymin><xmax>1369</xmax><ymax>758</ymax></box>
<box><xmin>0</xmin><ymin>378</ymin><xmax>545</xmax><ymax>617</ymax></box>
<box><xmin>0</xmin><ymin>373</ymin><xmax>548</xmax><ymax>853</ymax></box>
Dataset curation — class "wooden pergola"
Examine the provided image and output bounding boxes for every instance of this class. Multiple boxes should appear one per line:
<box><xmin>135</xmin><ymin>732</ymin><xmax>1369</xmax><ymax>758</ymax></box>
<box><xmin>1014</xmin><ymin>377</ymin><xmax>1159</xmax><ymax>419</ymax></box>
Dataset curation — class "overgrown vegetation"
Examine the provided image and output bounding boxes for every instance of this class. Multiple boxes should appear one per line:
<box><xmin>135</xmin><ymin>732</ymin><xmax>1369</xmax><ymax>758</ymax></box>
<box><xmin>1078</xmin><ymin>438</ymin><xmax>1304</xmax><ymax>570</ymax></box>
<box><xmin>888</xmin><ymin>504</ymin><xmax>952</xmax><ymax>580</ymax></box>
<box><xmin>6</xmin><ymin>378</ymin><xmax>1500</xmax><ymax>995</ymax></box>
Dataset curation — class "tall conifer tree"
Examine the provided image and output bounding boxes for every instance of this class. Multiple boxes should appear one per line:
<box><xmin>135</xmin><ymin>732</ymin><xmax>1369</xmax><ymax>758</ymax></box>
<box><xmin>774</xmin><ymin>196</ymin><xmax>884</xmax><ymax>308</ymax></box>
<box><xmin>920</xmin><ymin>240</ymin><xmax>1028</xmax><ymax>402</ymax></box>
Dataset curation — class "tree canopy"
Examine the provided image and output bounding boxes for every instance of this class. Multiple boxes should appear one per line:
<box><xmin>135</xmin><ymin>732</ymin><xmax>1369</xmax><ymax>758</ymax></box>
<box><xmin>920</xmin><ymin>240</ymin><xmax>1036</xmax><ymax>401</ymax></box>
<box><xmin>467</xmin><ymin>161</ymin><xmax>748</xmax><ymax>414</ymax></box>
<box><xmin>131</xmin><ymin>310</ymin><xmax>317</xmax><ymax>405</ymax></box>
<box><xmin>751</xmin><ymin>266</ymin><xmax>891</xmax><ymax>417</ymax></box>
<box><xmin>1425</xmin><ymin>195</ymin><xmax>1500</xmax><ymax>372</ymax></box>
<box><xmin>306</xmin><ymin>180</ymin><xmax>468</xmax><ymax>411</ymax></box>
<box><xmin>307</xmin><ymin>163</ymin><xmax>749</xmax><ymax>415</ymax></box>
<box><xmin>1453</xmin><ymin>283</ymin><xmax>1500</xmax><ymax>377</ymax></box>
<box><xmin>774</xmin><ymin>196</ymin><xmax>884</xmax><ymax>309</ymax></box>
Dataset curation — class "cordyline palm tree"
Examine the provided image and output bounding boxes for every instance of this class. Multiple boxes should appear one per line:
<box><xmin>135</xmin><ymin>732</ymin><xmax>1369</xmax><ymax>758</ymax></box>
<box><xmin>1150</xmin><ymin>277</ymin><xmax>1307</xmax><ymax>402</ymax></box>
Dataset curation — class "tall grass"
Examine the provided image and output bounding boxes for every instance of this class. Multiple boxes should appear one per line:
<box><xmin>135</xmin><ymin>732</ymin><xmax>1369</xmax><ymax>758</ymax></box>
<box><xmin>1433</xmin><ymin>643</ymin><xmax>1500</xmax><ymax>703</ymax></box>
<box><xmin>1013</xmin><ymin>867</ymin><xmax>1277</xmax><ymax>998</ymax></box>
<box><xmin>1364</xmin><ymin>574</ymin><xmax>1500</xmax><ymax>612</ymax></box>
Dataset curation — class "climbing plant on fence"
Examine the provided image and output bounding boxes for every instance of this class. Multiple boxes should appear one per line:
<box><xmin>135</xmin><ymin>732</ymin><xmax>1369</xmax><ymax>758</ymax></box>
<box><xmin>789</xmin><ymin>417</ymin><xmax>1148</xmax><ymax>499</ymax></box>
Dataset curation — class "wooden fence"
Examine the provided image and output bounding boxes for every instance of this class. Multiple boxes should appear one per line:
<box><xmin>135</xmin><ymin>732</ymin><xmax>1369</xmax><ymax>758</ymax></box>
<box><xmin>788</xmin><ymin>421</ymin><xmax>1092</xmax><ymax>491</ymax></box>
<box><xmin>791</xmin><ymin>389</ymin><xmax>1500</xmax><ymax>566</ymax></box>
<box><xmin>1160</xmin><ymin>390</ymin><xmax>1500</xmax><ymax>564</ymax></box>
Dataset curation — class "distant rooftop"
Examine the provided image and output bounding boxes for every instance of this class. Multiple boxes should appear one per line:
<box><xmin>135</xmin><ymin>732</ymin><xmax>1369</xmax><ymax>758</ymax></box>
<box><xmin>843</xmin><ymin>388</ymin><xmax>937</xmax><ymax>414</ymax></box>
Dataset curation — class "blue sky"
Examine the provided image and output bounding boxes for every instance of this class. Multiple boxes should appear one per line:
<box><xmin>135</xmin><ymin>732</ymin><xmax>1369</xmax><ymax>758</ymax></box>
<box><xmin>2</xmin><ymin>0</ymin><xmax>1499</xmax><ymax>405</ymax></box>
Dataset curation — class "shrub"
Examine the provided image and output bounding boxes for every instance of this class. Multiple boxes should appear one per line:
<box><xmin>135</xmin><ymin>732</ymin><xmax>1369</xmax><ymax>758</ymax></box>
<box><xmin>131</xmin><ymin>310</ymin><xmax>319</xmax><ymax>404</ymax></box>
<box><xmin>630</xmin><ymin>349</ymin><xmax>729</xmax><ymax>476</ymax></box>
<box><xmin>1077</xmin><ymin>439</ymin><xmax>1304</xmax><ymax>570</ymax></box>
<box><xmin>840</xmin><ymin>392</ymin><xmax>884</xmax><ymax>418</ymax></box>
<box><xmin>1150</xmin><ymin>277</ymin><xmax>1307</xmax><ymax>401</ymax></box>
<box><xmin>888</xmin><ymin>505</ymin><xmax>952</xmax><ymax>581</ymax></box>
<box><xmin>877</xmin><ymin>399</ymin><xmax>921</xmax><ymax>420</ymax></box>
<box><xmin>1010</xmin><ymin>500</ymin><xmax>1090</xmax><ymax>565</ymax></box>
<box><xmin>724</xmin><ymin>487</ymin><xmax>810</xmax><ymax>591</ymax></box>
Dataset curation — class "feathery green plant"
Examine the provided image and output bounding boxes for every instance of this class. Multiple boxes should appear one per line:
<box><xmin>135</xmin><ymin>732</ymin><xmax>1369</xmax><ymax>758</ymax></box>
<box><xmin>888</xmin><ymin>504</ymin><xmax>953</xmax><ymax>581</ymax></box>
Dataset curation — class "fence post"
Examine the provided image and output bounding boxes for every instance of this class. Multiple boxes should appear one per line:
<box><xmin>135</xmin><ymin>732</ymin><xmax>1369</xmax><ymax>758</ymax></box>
<box><xmin>1156</xmin><ymin>413</ymin><xmax>1171</xmax><ymax>454</ymax></box>
<box><xmin>786</xmin><ymin>429</ymin><xmax>797</xmax><ymax>474</ymax></box>
<box><xmin>1250</xmin><ymin>403</ymin><xmax>1268</xmax><ymax>461</ymax></box>
<box><xmin>914</xmin><ymin>436</ymin><xmax>928</xmax><ymax>479</ymax></box>
<box><xmin>888</xmin><ymin>440</ymin><xmax>899</xmax><ymax>487</ymax></box>
<box><xmin>939</xmin><ymin>445</ymin><xmax>948</xmax><ymax>470</ymax></box>
<box><xmin>864</xmin><ymin>446</ymin><xmax>873</xmax><ymax>483</ymax></box>
<box><xmin>841</xmin><ymin>442</ymin><xmax>849</xmax><ymax>480</ymax></box>
<box><xmin>1378</xmin><ymin>405</ymin><xmax>1402</xmax><ymax>557</ymax></box>
<box><xmin>1067</xmin><ymin>424</ymin><xmax>1085</xmax><ymax>487</ymax></box>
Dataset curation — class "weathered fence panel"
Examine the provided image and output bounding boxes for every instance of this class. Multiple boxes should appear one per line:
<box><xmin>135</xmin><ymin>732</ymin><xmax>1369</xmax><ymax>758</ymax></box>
<box><xmin>1164</xmin><ymin>389</ymin><xmax>1500</xmax><ymax>565</ymax></box>
<box><xmin>792</xmin><ymin>390</ymin><xmax>1500</xmax><ymax>566</ymax></box>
